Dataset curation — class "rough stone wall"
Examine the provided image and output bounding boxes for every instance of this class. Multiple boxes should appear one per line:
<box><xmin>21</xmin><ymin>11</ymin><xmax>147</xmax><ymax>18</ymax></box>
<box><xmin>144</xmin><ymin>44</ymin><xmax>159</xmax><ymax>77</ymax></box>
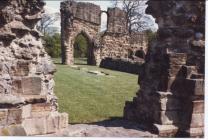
<box><xmin>0</xmin><ymin>0</ymin><xmax>68</xmax><ymax>136</ymax></box>
<box><xmin>100</xmin><ymin>32</ymin><xmax>148</xmax><ymax>60</ymax></box>
<box><xmin>124</xmin><ymin>0</ymin><xmax>205</xmax><ymax>137</ymax></box>
<box><xmin>106</xmin><ymin>7</ymin><xmax>127</xmax><ymax>34</ymax></box>
<box><xmin>100</xmin><ymin>58</ymin><xmax>144</xmax><ymax>74</ymax></box>
<box><xmin>61</xmin><ymin>0</ymin><xmax>101</xmax><ymax>65</ymax></box>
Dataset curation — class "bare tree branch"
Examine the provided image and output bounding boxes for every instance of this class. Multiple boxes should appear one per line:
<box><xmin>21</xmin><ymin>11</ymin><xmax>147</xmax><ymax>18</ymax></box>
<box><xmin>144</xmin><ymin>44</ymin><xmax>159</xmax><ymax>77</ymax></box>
<box><xmin>36</xmin><ymin>12</ymin><xmax>60</xmax><ymax>35</ymax></box>
<box><xmin>112</xmin><ymin>0</ymin><xmax>150</xmax><ymax>33</ymax></box>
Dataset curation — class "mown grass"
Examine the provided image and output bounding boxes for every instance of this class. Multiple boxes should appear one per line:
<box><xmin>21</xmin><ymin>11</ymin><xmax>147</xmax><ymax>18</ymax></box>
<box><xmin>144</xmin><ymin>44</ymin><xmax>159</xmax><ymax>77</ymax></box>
<box><xmin>53</xmin><ymin>58</ymin><xmax>139</xmax><ymax>124</ymax></box>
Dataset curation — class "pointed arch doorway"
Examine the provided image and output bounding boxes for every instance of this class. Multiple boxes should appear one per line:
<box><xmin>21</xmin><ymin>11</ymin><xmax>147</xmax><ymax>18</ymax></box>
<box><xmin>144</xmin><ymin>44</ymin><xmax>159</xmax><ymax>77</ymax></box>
<box><xmin>73</xmin><ymin>31</ymin><xmax>96</xmax><ymax>65</ymax></box>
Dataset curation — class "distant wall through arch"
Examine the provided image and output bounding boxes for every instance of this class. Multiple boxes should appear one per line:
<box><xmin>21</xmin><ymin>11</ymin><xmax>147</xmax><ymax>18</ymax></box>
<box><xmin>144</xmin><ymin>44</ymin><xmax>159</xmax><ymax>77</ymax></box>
<box><xmin>60</xmin><ymin>1</ymin><xmax>148</xmax><ymax>66</ymax></box>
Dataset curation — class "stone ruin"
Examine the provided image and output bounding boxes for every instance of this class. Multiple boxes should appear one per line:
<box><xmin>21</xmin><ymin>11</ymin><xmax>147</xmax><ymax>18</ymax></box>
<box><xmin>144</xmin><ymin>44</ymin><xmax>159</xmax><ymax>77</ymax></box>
<box><xmin>0</xmin><ymin>0</ymin><xmax>68</xmax><ymax>136</ymax></box>
<box><xmin>0</xmin><ymin>0</ymin><xmax>205</xmax><ymax>137</ymax></box>
<box><xmin>60</xmin><ymin>0</ymin><xmax>147</xmax><ymax>67</ymax></box>
<box><xmin>124</xmin><ymin>0</ymin><xmax>205</xmax><ymax>137</ymax></box>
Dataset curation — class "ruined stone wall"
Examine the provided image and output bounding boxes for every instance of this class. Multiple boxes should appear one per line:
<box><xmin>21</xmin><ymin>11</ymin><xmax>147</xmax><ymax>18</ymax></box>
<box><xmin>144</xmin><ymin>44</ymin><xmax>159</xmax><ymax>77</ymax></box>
<box><xmin>100</xmin><ymin>32</ymin><xmax>148</xmax><ymax>59</ymax></box>
<box><xmin>61</xmin><ymin>1</ymin><xmax>148</xmax><ymax>67</ymax></box>
<box><xmin>61</xmin><ymin>0</ymin><xmax>101</xmax><ymax>65</ymax></box>
<box><xmin>0</xmin><ymin>0</ymin><xmax>68</xmax><ymax>136</ymax></box>
<box><xmin>100</xmin><ymin>9</ymin><xmax>148</xmax><ymax>71</ymax></box>
<box><xmin>106</xmin><ymin>7</ymin><xmax>127</xmax><ymax>34</ymax></box>
<box><xmin>124</xmin><ymin>0</ymin><xmax>205</xmax><ymax>137</ymax></box>
<box><xmin>100</xmin><ymin>58</ymin><xmax>143</xmax><ymax>74</ymax></box>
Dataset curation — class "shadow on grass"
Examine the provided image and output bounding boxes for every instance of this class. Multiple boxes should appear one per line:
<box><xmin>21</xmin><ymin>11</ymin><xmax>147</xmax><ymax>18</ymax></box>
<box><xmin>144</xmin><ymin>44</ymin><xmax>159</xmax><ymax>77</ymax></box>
<box><xmin>71</xmin><ymin>117</ymin><xmax>149</xmax><ymax>132</ymax></box>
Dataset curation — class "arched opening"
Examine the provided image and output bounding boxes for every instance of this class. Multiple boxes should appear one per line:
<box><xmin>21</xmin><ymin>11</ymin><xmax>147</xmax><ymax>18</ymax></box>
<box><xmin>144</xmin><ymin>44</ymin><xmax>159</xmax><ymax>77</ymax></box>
<box><xmin>135</xmin><ymin>47</ymin><xmax>145</xmax><ymax>59</ymax></box>
<box><xmin>100</xmin><ymin>11</ymin><xmax>108</xmax><ymax>32</ymax></box>
<box><xmin>73</xmin><ymin>32</ymin><xmax>95</xmax><ymax>65</ymax></box>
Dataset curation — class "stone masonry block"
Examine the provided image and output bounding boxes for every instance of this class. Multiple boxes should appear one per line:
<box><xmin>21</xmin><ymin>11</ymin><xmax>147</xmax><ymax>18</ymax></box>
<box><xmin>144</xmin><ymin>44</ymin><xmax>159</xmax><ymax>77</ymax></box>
<box><xmin>167</xmin><ymin>53</ymin><xmax>187</xmax><ymax>66</ymax></box>
<box><xmin>46</xmin><ymin>113</ymin><xmax>59</xmax><ymax>134</ymax></box>
<box><xmin>21</xmin><ymin>77</ymin><xmax>42</xmax><ymax>95</ymax></box>
<box><xmin>189</xmin><ymin>113</ymin><xmax>204</xmax><ymax>128</ymax></box>
<box><xmin>7</xmin><ymin>108</ymin><xmax>23</xmax><ymax>125</ymax></box>
<box><xmin>21</xmin><ymin>104</ymin><xmax>31</xmax><ymax>119</ymax></box>
<box><xmin>7</xmin><ymin>105</ymin><xmax>31</xmax><ymax>125</ymax></box>
<box><xmin>12</xmin><ymin>77</ymin><xmax>42</xmax><ymax>95</ymax></box>
<box><xmin>0</xmin><ymin>109</ymin><xmax>8</xmax><ymax>126</ymax></box>
<box><xmin>12</xmin><ymin>61</ymin><xmax>30</xmax><ymax>76</ymax></box>
<box><xmin>0</xmin><ymin>124</ymin><xmax>27</xmax><ymax>136</ymax></box>
<box><xmin>152</xmin><ymin>123</ymin><xmax>178</xmax><ymax>137</ymax></box>
<box><xmin>59</xmin><ymin>113</ymin><xmax>69</xmax><ymax>128</ymax></box>
<box><xmin>22</xmin><ymin>117</ymin><xmax>47</xmax><ymax>136</ymax></box>
<box><xmin>31</xmin><ymin>103</ymin><xmax>51</xmax><ymax>117</ymax></box>
<box><xmin>185</xmin><ymin>79</ymin><xmax>204</xmax><ymax>96</ymax></box>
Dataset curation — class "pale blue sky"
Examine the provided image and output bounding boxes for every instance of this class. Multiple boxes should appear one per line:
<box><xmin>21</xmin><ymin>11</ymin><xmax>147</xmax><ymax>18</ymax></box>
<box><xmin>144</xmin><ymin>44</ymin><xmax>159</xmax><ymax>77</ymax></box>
<box><xmin>44</xmin><ymin>0</ymin><xmax>113</xmax><ymax>31</ymax></box>
<box><xmin>45</xmin><ymin>0</ymin><xmax>113</xmax><ymax>11</ymax></box>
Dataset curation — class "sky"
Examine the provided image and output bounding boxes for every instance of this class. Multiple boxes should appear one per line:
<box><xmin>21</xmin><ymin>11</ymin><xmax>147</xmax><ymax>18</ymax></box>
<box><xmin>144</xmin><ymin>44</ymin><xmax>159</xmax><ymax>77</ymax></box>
<box><xmin>44</xmin><ymin>0</ymin><xmax>157</xmax><ymax>32</ymax></box>
<box><xmin>44</xmin><ymin>0</ymin><xmax>113</xmax><ymax>31</ymax></box>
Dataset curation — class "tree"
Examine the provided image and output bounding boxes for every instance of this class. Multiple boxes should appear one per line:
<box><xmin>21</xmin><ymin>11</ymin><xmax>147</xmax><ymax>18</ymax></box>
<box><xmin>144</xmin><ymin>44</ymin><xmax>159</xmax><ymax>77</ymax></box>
<box><xmin>74</xmin><ymin>34</ymin><xmax>88</xmax><ymax>58</ymax></box>
<box><xmin>43</xmin><ymin>33</ymin><xmax>61</xmax><ymax>58</ymax></box>
<box><xmin>36</xmin><ymin>12</ymin><xmax>60</xmax><ymax>35</ymax></box>
<box><xmin>112</xmin><ymin>0</ymin><xmax>153</xmax><ymax>33</ymax></box>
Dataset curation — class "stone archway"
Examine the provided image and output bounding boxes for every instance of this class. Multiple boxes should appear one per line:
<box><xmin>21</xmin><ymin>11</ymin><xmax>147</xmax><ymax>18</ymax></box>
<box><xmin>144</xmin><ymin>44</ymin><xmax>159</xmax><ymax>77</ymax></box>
<box><xmin>73</xmin><ymin>31</ymin><xmax>96</xmax><ymax>65</ymax></box>
<box><xmin>60</xmin><ymin>1</ymin><xmax>101</xmax><ymax>65</ymax></box>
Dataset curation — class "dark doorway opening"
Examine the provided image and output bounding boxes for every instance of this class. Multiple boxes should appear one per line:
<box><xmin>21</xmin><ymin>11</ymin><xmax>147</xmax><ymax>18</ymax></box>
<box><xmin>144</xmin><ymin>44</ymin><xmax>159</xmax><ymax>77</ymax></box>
<box><xmin>73</xmin><ymin>32</ymin><xmax>95</xmax><ymax>65</ymax></box>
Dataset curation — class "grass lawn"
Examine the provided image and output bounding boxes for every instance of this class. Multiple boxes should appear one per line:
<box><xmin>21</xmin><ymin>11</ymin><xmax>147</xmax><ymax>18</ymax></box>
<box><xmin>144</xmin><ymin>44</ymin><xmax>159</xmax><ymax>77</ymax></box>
<box><xmin>53</xmin><ymin>58</ymin><xmax>139</xmax><ymax>124</ymax></box>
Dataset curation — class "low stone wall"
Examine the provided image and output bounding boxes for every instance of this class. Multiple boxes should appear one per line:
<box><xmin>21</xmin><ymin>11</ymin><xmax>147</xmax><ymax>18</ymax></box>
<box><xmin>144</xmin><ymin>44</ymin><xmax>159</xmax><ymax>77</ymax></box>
<box><xmin>100</xmin><ymin>58</ymin><xmax>144</xmax><ymax>74</ymax></box>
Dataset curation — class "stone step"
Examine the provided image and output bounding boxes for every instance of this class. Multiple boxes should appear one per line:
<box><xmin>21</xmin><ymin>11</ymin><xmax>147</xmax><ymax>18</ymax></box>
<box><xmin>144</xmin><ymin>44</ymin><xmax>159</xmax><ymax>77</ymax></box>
<box><xmin>182</xmin><ymin>127</ymin><xmax>204</xmax><ymax>137</ymax></box>
<box><xmin>152</xmin><ymin>123</ymin><xmax>178</xmax><ymax>137</ymax></box>
<box><xmin>0</xmin><ymin>111</ymin><xmax>68</xmax><ymax>136</ymax></box>
<box><xmin>22</xmin><ymin>112</ymin><xmax>68</xmax><ymax>136</ymax></box>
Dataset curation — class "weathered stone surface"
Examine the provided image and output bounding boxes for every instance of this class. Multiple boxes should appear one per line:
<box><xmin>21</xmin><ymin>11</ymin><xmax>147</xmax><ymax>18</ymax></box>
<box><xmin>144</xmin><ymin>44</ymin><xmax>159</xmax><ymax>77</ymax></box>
<box><xmin>31</xmin><ymin>103</ymin><xmax>51</xmax><ymax>117</ymax></box>
<box><xmin>22</xmin><ymin>117</ymin><xmax>47</xmax><ymax>136</ymax></box>
<box><xmin>12</xmin><ymin>61</ymin><xmax>30</xmax><ymax>76</ymax></box>
<box><xmin>184</xmin><ymin>127</ymin><xmax>204</xmax><ymax>137</ymax></box>
<box><xmin>0</xmin><ymin>109</ymin><xmax>8</xmax><ymax>126</ymax></box>
<box><xmin>0</xmin><ymin>0</ymin><xmax>68</xmax><ymax>136</ymax></box>
<box><xmin>46</xmin><ymin>112</ymin><xmax>68</xmax><ymax>134</ymax></box>
<box><xmin>7</xmin><ymin>108</ymin><xmax>23</xmax><ymax>125</ymax></box>
<box><xmin>21</xmin><ymin>104</ymin><xmax>32</xmax><ymax>119</ymax></box>
<box><xmin>20</xmin><ymin>77</ymin><xmax>42</xmax><ymax>95</ymax></box>
<box><xmin>0</xmin><ymin>125</ymin><xmax>27</xmax><ymax>136</ymax></box>
<box><xmin>107</xmin><ymin>7</ymin><xmax>127</xmax><ymax>33</ymax></box>
<box><xmin>100</xmin><ymin>57</ymin><xmax>143</xmax><ymax>74</ymax></box>
<box><xmin>124</xmin><ymin>0</ymin><xmax>205</xmax><ymax>137</ymax></box>
<box><xmin>59</xmin><ymin>113</ymin><xmax>69</xmax><ymax>128</ymax></box>
<box><xmin>0</xmin><ymin>95</ymin><xmax>25</xmax><ymax>105</ymax></box>
<box><xmin>152</xmin><ymin>124</ymin><xmax>178</xmax><ymax>137</ymax></box>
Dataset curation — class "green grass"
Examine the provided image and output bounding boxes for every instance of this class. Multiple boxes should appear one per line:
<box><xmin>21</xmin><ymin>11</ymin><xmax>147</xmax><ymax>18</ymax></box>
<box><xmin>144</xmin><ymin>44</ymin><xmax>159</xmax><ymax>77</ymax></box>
<box><xmin>53</xmin><ymin>58</ymin><xmax>139</xmax><ymax>124</ymax></box>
